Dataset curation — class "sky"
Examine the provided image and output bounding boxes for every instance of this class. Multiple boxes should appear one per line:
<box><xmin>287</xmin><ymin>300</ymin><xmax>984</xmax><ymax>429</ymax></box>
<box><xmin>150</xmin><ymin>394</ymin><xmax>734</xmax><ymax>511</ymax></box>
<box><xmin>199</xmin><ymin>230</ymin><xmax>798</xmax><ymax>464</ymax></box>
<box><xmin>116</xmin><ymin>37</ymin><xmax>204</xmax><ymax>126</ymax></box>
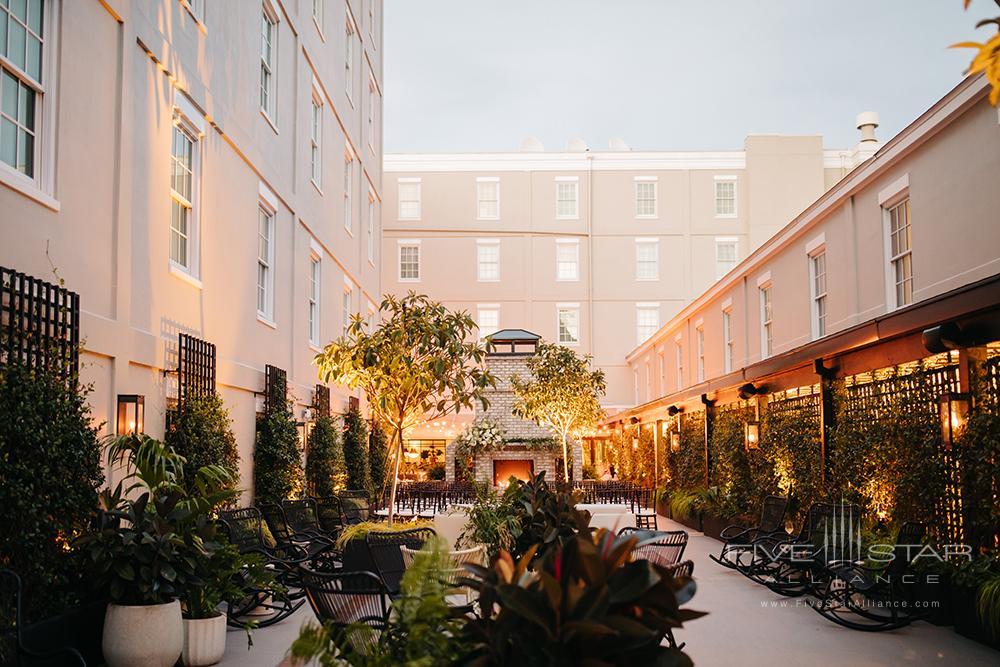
<box><xmin>383</xmin><ymin>0</ymin><xmax>995</xmax><ymax>153</ymax></box>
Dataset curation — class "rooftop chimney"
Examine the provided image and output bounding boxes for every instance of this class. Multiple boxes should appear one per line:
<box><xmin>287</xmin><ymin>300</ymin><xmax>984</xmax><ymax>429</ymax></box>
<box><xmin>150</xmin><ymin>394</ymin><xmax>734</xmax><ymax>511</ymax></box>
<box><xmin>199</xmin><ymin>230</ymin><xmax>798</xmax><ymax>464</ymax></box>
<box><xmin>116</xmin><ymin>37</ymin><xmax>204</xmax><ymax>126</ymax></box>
<box><xmin>856</xmin><ymin>112</ymin><xmax>879</xmax><ymax>144</ymax></box>
<box><xmin>519</xmin><ymin>136</ymin><xmax>544</xmax><ymax>152</ymax></box>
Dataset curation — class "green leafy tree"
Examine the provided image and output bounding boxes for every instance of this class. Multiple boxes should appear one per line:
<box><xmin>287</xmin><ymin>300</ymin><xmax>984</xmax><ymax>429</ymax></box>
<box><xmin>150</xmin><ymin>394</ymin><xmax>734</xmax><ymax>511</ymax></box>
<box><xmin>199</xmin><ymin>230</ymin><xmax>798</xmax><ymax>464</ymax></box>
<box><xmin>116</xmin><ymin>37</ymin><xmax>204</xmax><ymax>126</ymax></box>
<box><xmin>316</xmin><ymin>292</ymin><xmax>494</xmax><ymax>522</ymax></box>
<box><xmin>166</xmin><ymin>391</ymin><xmax>240</xmax><ymax>490</ymax></box>
<box><xmin>305</xmin><ymin>414</ymin><xmax>345</xmax><ymax>497</ymax></box>
<box><xmin>511</xmin><ymin>342</ymin><xmax>606</xmax><ymax>482</ymax></box>
<box><xmin>368</xmin><ymin>422</ymin><xmax>390</xmax><ymax>503</ymax></box>
<box><xmin>953</xmin><ymin>1</ymin><xmax>1000</xmax><ymax>106</ymax></box>
<box><xmin>342</xmin><ymin>405</ymin><xmax>370</xmax><ymax>492</ymax></box>
<box><xmin>254</xmin><ymin>396</ymin><xmax>302</xmax><ymax>504</ymax></box>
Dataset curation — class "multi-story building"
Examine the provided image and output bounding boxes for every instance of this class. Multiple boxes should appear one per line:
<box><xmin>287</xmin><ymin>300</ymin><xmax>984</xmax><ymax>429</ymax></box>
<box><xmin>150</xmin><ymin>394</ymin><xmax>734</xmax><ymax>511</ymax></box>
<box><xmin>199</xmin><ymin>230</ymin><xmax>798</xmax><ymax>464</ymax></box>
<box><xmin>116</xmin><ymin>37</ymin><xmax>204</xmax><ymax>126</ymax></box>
<box><xmin>0</xmin><ymin>0</ymin><xmax>383</xmax><ymax>500</ymax></box>
<box><xmin>382</xmin><ymin>129</ymin><xmax>876</xmax><ymax>417</ymax></box>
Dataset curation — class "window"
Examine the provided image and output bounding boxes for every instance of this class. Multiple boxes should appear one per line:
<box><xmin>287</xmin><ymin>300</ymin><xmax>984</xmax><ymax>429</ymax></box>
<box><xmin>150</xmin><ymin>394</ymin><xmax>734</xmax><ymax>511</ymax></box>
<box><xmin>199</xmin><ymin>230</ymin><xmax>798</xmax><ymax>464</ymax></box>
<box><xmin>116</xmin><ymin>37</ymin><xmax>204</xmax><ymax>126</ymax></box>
<box><xmin>342</xmin><ymin>287</ymin><xmax>352</xmax><ymax>335</ymax></box>
<box><xmin>0</xmin><ymin>0</ymin><xmax>43</xmax><ymax>178</ymax></box>
<box><xmin>696</xmin><ymin>325</ymin><xmax>705</xmax><ymax>383</ymax></box>
<box><xmin>556</xmin><ymin>240</ymin><xmax>579</xmax><ymax>281</ymax></box>
<box><xmin>635</xmin><ymin>179</ymin><xmax>657</xmax><ymax>218</ymax></box>
<box><xmin>557</xmin><ymin>306</ymin><xmax>579</xmax><ymax>345</ymax></box>
<box><xmin>344</xmin><ymin>21</ymin><xmax>354</xmax><ymax>101</ymax></box>
<box><xmin>635</xmin><ymin>239</ymin><xmax>659</xmax><ymax>281</ymax></box>
<box><xmin>170</xmin><ymin>122</ymin><xmax>198</xmax><ymax>271</ymax></box>
<box><xmin>886</xmin><ymin>199</ymin><xmax>912</xmax><ymax>309</ymax></box>
<box><xmin>312</xmin><ymin>0</ymin><xmax>323</xmax><ymax>32</ymax></box>
<box><xmin>343</xmin><ymin>154</ymin><xmax>352</xmax><ymax>232</ymax></box>
<box><xmin>633</xmin><ymin>369</ymin><xmax>640</xmax><ymax>405</ymax></box>
<box><xmin>398</xmin><ymin>178</ymin><xmax>421</xmax><ymax>219</ymax></box>
<box><xmin>477</xmin><ymin>241</ymin><xmax>500</xmax><ymax>281</ymax></box>
<box><xmin>723</xmin><ymin>309</ymin><xmax>734</xmax><ymax>373</ymax></box>
<box><xmin>310</xmin><ymin>95</ymin><xmax>322</xmax><ymax>187</ymax></box>
<box><xmin>260</xmin><ymin>3</ymin><xmax>277</xmax><ymax>119</ymax></box>
<box><xmin>367</xmin><ymin>194</ymin><xmax>376</xmax><ymax>262</ymax></box>
<box><xmin>715</xmin><ymin>238</ymin><xmax>738</xmax><ymax>279</ymax></box>
<box><xmin>556</xmin><ymin>179</ymin><xmax>578</xmax><ymax>218</ymax></box>
<box><xmin>257</xmin><ymin>205</ymin><xmax>275</xmax><ymax>320</ymax></box>
<box><xmin>636</xmin><ymin>305</ymin><xmax>659</xmax><ymax>345</ymax></box>
<box><xmin>367</xmin><ymin>0</ymin><xmax>375</xmax><ymax>42</ymax></box>
<box><xmin>477</xmin><ymin>178</ymin><xmax>499</xmax><ymax>219</ymax></box>
<box><xmin>675</xmin><ymin>342</ymin><xmax>684</xmax><ymax>390</ymax></box>
<box><xmin>367</xmin><ymin>79</ymin><xmax>376</xmax><ymax>150</ymax></box>
<box><xmin>398</xmin><ymin>242</ymin><xmax>420</xmax><ymax>281</ymax></box>
<box><xmin>645</xmin><ymin>362</ymin><xmax>652</xmax><ymax>401</ymax></box>
<box><xmin>715</xmin><ymin>178</ymin><xmax>736</xmax><ymax>217</ymax></box>
<box><xmin>657</xmin><ymin>351</ymin><xmax>666</xmax><ymax>391</ymax></box>
<box><xmin>810</xmin><ymin>250</ymin><xmax>827</xmax><ymax>339</ymax></box>
<box><xmin>759</xmin><ymin>284</ymin><xmax>773</xmax><ymax>359</ymax></box>
<box><xmin>308</xmin><ymin>256</ymin><xmax>321</xmax><ymax>345</ymax></box>
<box><xmin>477</xmin><ymin>306</ymin><xmax>499</xmax><ymax>340</ymax></box>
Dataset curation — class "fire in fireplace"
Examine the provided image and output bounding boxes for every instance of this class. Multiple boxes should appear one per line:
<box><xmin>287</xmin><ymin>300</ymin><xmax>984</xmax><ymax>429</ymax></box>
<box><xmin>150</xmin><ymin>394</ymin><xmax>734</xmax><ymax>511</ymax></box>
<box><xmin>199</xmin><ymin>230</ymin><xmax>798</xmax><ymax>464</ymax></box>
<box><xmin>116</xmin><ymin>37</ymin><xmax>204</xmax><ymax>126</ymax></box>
<box><xmin>493</xmin><ymin>459</ymin><xmax>534</xmax><ymax>486</ymax></box>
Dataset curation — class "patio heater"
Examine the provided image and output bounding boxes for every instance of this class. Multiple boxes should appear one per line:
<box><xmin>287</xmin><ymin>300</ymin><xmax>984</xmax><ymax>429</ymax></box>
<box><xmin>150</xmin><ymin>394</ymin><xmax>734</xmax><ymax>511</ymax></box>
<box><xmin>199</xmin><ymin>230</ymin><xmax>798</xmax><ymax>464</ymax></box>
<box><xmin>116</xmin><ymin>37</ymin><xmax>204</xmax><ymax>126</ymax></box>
<box><xmin>116</xmin><ymin>394</ymin><xmax>145</xmax><ymax>435</ymax></box>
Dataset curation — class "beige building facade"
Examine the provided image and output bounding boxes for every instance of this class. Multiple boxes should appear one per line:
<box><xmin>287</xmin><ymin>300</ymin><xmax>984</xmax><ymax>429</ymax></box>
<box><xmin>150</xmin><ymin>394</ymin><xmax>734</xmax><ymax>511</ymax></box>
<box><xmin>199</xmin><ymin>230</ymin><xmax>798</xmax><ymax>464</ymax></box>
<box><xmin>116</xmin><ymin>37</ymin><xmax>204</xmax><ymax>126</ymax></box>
<box><xmin>383</xmin><ymin>132</ymin><xmax>875</xmax><ymax>413</ymax></box>
<box><xmin>0</xmin><ymin>0</ymin><xmax>383</xmax><ymax>500</ymax></box>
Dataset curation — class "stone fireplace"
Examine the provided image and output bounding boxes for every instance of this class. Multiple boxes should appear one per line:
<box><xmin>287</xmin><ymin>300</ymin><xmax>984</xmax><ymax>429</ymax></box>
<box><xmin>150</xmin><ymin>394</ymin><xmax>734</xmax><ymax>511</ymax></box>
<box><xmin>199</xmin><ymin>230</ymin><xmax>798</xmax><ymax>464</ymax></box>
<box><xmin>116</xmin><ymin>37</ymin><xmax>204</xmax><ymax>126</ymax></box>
<box><xmin>445</xmin><ymin>329</ymin><xmax>584</xmax><ymax>485</ymax></box>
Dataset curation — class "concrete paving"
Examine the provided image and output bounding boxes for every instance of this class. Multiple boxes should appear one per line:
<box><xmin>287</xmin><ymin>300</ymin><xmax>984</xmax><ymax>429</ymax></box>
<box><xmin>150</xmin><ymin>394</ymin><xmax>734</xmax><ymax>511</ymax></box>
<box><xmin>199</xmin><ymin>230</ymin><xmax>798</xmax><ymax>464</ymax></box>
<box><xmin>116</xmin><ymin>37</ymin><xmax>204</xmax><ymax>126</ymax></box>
<box><xmin>218</xmin><ymin>517</ymin><xmax>1000</xmax><ymax>666</ymax></box>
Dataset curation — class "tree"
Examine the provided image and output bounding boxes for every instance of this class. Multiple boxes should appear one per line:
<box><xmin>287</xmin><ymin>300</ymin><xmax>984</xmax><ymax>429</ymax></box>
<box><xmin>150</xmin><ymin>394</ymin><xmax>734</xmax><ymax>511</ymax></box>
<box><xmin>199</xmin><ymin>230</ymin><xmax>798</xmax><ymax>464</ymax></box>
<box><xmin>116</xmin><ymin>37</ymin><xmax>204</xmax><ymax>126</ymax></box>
<box><xmin>316</xmin><ymin>292</ymin><xmax>494</xmax><ymax>522</ymax></box>
<box><xmin>166</xmin><ymin>391</ymin><xmax>240</xmax><ymax>491</ymax></box>
<box><xmin>954</xmin><ymin>1</ymin><xmax>1000</xmax><ymax>105</ymax></box>
<box><xmin>511</xmin><ymin>342</ymin><xmax>606</xmax><ymax>482</ymax></box>
<box><xmin>369</xmin><ymin>422</ymin><xmax>390</xmax><ymax>503</ymax></box>
<box><xmin>305</xmin><ymin>413</ymin><xmax>345</xmax><ymax>497</ymax></box>
<box><xmin>254</xmin><ymin>395</ymin><xmax>302</xmax><ymax>504</ymax></box>
<box><xmin>342</xmin><ymin>405</ymin><xmax>370</xmax><ymax>492</ymax></box>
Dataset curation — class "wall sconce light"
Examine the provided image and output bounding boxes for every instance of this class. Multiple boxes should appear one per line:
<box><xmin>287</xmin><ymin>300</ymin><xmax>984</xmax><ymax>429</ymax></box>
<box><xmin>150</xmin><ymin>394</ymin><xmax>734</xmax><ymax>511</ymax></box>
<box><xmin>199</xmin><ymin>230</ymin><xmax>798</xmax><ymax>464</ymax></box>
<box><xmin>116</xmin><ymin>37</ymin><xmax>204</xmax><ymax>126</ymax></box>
<box><xmin>744</xmin><ymin>421</ymin><xmax>760</xmax><ymax>450</ymax></box>
<box><xmin>670</xmin><ymin>431</ymin><xmax>681</xmax><ymax>452</ymax></box>
<box><xmin>632</xmin><ymin>438</ymin><xmax>639</xmax><ymax>450</ymax></box>
<box><xmin>667</xmin><ymin>405</ymin><xmax>682</xmax><ymax>416</ymax></box>
<box><xmin>939</xmin><ymin>392</ymin><xmax>970</xmax><ymax>449</ymax></box>
<box><xmin>116</xmin><ymin>395</ymin><xmax>145</xmax><ymax>435</ymax></box>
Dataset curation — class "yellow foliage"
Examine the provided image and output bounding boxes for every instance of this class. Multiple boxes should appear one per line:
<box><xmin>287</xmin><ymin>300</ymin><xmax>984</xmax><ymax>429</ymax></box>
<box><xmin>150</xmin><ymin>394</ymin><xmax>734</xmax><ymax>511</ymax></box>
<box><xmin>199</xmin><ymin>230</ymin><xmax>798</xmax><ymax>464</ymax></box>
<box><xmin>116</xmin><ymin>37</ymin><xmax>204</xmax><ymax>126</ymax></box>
<box><xmin>953</xmin><ymin>7</ymin><xmax>1000</xmax><ymax>106</ymax></box>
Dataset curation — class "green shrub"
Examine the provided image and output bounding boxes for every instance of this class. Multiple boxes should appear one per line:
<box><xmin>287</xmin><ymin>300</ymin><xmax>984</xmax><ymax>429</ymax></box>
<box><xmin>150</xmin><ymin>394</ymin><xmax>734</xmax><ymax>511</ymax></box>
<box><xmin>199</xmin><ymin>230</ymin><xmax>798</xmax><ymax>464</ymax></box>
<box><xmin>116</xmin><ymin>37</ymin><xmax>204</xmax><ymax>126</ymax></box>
<box><xmin>665</xmin><ymin>411</ymin><xmax>706</xmax><ymax>492</ymax></box>
<box><xmin>368</xmin><ymin>422</ymin><xmax>390</xmax><ymax>502</ymax></box>
<box><xmin>342</xmin><ymin>405</ymin><xmax>370</xmax><ymax>492</ymax></box>
<box><xmin>761</xmin><ymin>401</ymin><xmax>823</xmax><ymax>521</ymax></box>
<box><xmin>254</xmin><ymin>398</ymin><xmax>302</xmax><ymax>503</ymax></box>
<box><xmin>306</xmin><ymin>414</ymin><xmax>345</xmax><ymax>498</ymax></box>
<box><xmin>710</xmin><ymin>404</ymin><xmax>754</xmax><ymax>515</ymax></box>
<box><xmin>506</xmin><ymin>472</ymin><xmax>588</xmax><ymax>562</ymax></box>
<box><xmin>426</xmin><ymin>462</ymin><xmax>446</xmax><ymax>480</ymax></box>
<box><xmin>0</xmin><ymin>360</ymin><xmax>103</xmax><ymax>622</ymax></box>
<box><xmin>582</xmin><ymin>463</ymin><xmax>598</xmax><ymax>480</ymax></box>
<box><xmin>166</xmin><ymin>391</ymin><xmax>239</xmax><ymax>490</ymax></box>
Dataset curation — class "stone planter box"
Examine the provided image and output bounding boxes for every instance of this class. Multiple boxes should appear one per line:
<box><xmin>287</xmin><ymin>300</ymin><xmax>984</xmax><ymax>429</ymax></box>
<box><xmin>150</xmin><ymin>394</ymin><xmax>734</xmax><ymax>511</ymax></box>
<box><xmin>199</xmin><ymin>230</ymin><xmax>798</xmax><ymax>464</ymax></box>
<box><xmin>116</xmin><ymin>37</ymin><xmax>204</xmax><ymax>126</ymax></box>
<box><xmin>952</xmin><ymin>583</ymin><xmax>1000</xmax><ymax>650</ymax></box>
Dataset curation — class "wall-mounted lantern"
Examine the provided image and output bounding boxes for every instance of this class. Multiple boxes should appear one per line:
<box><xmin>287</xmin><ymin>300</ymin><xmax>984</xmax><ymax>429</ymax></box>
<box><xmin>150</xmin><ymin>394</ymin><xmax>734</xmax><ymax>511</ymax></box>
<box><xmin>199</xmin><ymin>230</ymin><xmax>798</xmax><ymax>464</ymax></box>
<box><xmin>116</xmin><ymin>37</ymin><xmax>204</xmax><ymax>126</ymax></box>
<box><xmin>632</xmin><ymin>438</ymin><xmax>639</xmax><ymax>450</ymax></box>
<box><xmin>939</xmin><ymin>392</ymin><xmax>970</xmax><ymax>449</ymax></box>
<box><xmin>116</xmin><ymin>395</ymin><xmax>145</xmax><ymax>435</ymax></box>
<box><xmin>744</xmin><ymin>421</ymin><xmax>760</xmax><ymax>450</ymax></box>
<box><xmin>670</xmin><ymin>431</ymin><xmax>681</xmax><ymax>452</ymax></box>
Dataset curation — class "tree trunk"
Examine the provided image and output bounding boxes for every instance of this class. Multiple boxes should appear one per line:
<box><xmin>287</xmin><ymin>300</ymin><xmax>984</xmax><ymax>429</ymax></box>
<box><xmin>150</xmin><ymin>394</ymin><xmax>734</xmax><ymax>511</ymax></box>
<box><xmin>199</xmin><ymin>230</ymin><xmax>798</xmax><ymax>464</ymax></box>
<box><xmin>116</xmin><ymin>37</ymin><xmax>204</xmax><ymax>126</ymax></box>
<box><xmin>387</xmin><ymin>425</ymin><xmax>404</xmax><ymax>525</ymax></box>
<box><xmin>561</xmin><ymin>432</ymin><xmax>570</xmax><ymax>482</ymax></box>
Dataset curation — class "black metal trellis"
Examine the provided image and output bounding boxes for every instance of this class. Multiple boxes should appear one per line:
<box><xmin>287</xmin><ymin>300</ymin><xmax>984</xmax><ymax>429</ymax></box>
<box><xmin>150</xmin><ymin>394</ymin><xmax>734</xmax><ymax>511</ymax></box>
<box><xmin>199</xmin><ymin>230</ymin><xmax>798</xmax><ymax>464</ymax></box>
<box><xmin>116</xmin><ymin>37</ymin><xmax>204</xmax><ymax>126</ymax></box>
<box><xmin>264</xmin><ymin>364</ymin><xmax>287</xmax><ymax>414</ymax></box>
<box><xmin>177</xmin><ymin>333</ymin><xmax>216</xmax><ymax>410</ymax></box>
<box><xmin>0</xmin><ymin>266</ymin><xmax>80</xmax><ymax>382</ymax></box>
<box><xmin>314</xmin><ymin>384</ymin><xmax>331</xmax><ymax>418</ymax></box>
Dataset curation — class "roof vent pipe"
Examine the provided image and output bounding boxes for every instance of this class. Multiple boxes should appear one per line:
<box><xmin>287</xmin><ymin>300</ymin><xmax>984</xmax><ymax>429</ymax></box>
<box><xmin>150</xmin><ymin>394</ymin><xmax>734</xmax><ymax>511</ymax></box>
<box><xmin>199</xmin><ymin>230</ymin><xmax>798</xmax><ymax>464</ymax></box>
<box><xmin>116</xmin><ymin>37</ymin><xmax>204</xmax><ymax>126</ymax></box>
<box><xmin>856</xmin><ymin>112</ymin><xmax>879</xmax><ymax>144</ymax></box>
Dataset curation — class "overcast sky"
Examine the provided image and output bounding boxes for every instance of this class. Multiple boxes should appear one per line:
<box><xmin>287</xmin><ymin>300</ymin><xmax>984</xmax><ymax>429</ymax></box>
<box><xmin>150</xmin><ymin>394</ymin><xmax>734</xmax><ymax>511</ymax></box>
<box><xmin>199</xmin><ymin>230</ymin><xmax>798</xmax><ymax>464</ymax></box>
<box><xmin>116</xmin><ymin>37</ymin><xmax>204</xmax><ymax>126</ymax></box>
<box><xmin>383</xmin><ymin>0</ymin><xmax>993</xmax><ymax>153</ymax></box>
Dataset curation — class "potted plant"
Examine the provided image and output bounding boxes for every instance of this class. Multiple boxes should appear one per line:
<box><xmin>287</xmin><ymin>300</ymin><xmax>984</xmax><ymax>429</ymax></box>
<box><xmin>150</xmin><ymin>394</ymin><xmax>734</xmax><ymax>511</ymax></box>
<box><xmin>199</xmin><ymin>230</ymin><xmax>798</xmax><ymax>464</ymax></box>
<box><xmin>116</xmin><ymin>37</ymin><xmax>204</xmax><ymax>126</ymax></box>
<box><xmin>78</xmin><ymin>435</ymin><xmax>237</xmax><ymax>667</ymax></box>
<box><xmin>335</xmin><ymin>520</ymin><xmax>435</xmax><ymax>572</ymax></box>
<box><xmin>951</xmin><ymin>555</ymin><xmax>1000</xmax><ymax>649</ymax></box>
<box><xmin>668</xmin><ymin>488</ymin><xmax>703</xmax><ymax>532</ymax></box>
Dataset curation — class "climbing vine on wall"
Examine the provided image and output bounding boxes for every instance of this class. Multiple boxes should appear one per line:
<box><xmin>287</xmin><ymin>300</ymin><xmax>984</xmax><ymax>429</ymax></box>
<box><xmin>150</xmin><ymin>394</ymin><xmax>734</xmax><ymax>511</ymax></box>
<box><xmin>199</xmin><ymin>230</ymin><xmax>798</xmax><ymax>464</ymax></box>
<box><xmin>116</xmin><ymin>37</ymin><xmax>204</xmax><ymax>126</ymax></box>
<box><xmin>760</xmin><ymin>393</ymin><xmax>823</xmax><ymax>522</ymax></box>
<box><xmin>710</xmin><ymin>402</ymin><xmax>755</xmax><ymax>513</ymax></box>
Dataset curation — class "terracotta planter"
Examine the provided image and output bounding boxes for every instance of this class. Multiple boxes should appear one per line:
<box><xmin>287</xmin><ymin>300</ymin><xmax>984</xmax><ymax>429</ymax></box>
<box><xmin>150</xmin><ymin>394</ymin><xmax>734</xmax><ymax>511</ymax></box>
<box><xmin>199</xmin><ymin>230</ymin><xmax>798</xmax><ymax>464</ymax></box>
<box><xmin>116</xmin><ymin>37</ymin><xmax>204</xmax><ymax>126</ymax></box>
<box><xmin>182</xmin><ymin>614</ymin><xmax>227</xmax><ymax>666</ymax></box>
<box><xmin>102</xmin><ymin>600</ymin><xmax>183</xmax><ymax>667</ymax></box>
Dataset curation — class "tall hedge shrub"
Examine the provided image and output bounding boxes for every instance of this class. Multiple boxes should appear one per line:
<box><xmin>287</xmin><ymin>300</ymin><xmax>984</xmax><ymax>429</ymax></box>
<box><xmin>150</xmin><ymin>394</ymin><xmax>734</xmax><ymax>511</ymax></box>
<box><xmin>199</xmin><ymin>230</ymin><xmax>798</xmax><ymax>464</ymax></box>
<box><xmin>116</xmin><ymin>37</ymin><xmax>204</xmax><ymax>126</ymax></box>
<box><xmin>254</xmin><ymin>397</ymin><xmax>302</xmax><ymax>503</ymax></box>
<box><xmin>305</xmin><ymin>414</ymin><xmax>345</xmax><ymax>497</ymax></box>
<box><xmin>760</xmin><ymin>401</ymin><xmax>823</xmax><ymax>521</ymax></box>
<box><xmin>710</xmin><ymin>404</ymin><xmax>754</xmax><ymax>514</ymax></box>
<box><xmin>166</xmin><ymin>391</ymin><xmax>239</xmax><ymax>489</ymax></box>
<box><xmin>342</xmin><ymin>405</ymin><xmax>370</xmax><ymax>492</ymax></box>
<box><xmin>0</xmin><ymin>360</ymin><xmax>103</xmax><ymax>622</ymax></box>
<box><xmin>368</xmin><ymin>422</ymin><xmax>390</xmax><ymax>502</ymax></box>
<box><xmin>666</xmin><ymin>411</ymin><xmax>706</xmax><ymax>490</ymax></box>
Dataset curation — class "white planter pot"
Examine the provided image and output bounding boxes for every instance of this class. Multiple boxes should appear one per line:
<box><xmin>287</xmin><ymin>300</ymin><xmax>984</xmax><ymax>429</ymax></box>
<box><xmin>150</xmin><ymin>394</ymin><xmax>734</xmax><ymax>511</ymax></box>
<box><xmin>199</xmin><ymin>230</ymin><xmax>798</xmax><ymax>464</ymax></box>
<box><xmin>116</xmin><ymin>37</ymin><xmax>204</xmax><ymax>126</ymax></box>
<box><xmin>103</xmin><ymin>599</ymin><xmax>183</xmax><ymax>667</ymax></box>
<box><xmin>182</xmin><ymin>614</ymin><xmax>228</xmax><ymax>667</ymax></box>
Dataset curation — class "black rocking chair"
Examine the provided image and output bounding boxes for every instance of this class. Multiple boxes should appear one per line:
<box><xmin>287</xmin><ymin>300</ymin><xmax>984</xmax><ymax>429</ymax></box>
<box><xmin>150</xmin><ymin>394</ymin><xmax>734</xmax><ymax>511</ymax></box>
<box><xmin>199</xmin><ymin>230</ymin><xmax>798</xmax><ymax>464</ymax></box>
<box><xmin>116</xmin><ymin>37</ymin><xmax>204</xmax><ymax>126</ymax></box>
<box><xmin>365</xmin><ymin>527</ymin><xmax>436</xmax><ymax>597</ymax></box>
<box><xmin>300</xmin><ymin>568</ymin><xmax>389</xmax><ymax>653</ymax></box>
<box><xmin>618</xmin><ymin>527</ymin><xmax>689</xmax><ymax>568</ymax></box>
<box><xmin>661</xmin><ymin>560</ymin><xmax>695</xmax><ymax>650</ymax></box>
<box><xmin>812</xmin><ymin>521</ymin><xmax>928</xmax><ymax>631</ymax></box>
<box><xmin>709</xmin><ymin>495</ymin><xmax>788</xmax><ymax>569</ymax></box>
<box><xmin>283</xmin><ymin>498</ymin><xmax>342</xmax><ymax>558</ymax></box>
<box><xmin>1</xmin><ymin>569</ymin><xmax>86</xmax><ymax>666</ymax></box>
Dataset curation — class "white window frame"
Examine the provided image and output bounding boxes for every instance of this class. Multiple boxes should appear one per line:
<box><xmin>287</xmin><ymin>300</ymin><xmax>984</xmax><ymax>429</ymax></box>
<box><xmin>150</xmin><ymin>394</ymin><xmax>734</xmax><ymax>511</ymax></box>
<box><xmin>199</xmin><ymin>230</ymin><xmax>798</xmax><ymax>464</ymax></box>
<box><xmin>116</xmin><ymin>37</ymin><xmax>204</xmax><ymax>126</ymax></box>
<box><xmin>645</xmin><ymin>361</ymin><xmax>652</xmax><ymax>402</ymax></box>
<box><xmin>882</xmin><ymin>194</ymin><xmax>912</xmax><ymax>311</ymax></box>
<box><xmin>657</xmin><ymin>349</ymin><xmax>666</xmax><ymax>393</ymax></box>
<box><xmin>476</xmin><ymin>304</ymin><xmax>500</xmax><ymax>340</ymax></box>
<box><xmin>476</xmin><ymin>239</ymin><xmax>500</xmax><ymax>282</ymax></box>
<box><xmin>714</xmin><ymin>176</ymin><xmax>737</xmax><ymax>218</ymax></box>
<box><xmin>808</xmin><ymin>243</ymin><xmax>827</xmax><ymax>340</ymax></box>
<box><xmin>260</xmin><ymin>1</ymin><xmax>278</xmax><ymax>123</ymax></box>
<box><xmin>367</xmin><ymin>76</ymin><xmax>376</xmax><ymax>153</ymax></box>
<box><xmin>636</xmin><ymin>303</ymin><xmax>660</xmax><ymax>345</ymax></box>
<box><xmin>342</xmin><ymin>283</ymin><xmax>353</xmax><ymax>336</ymax></box>
<box><xmin>759</xmin><ymin>279</ymin><xmax>773</xmax><ymax>359</ymax></box>
<box><xmin>555</xmin><ymin>176</ymin><xmax>579</xmax><ymax>219</ymax></box>
<box><xmin>344</xmin><ymin>18</ymin><xmax>354</xmax><ymax>103</ymax></box>
<box><xmin>635</xmin><ymin>238</ymin><xmax>659</xmax><ymax>281</ymax></box>
<box><xmin>722</xmin><ymin>307</ymin><xmax>734</xmax><ymax>374</ymax></box>
<box><xmin>715</xmin><ymin>237</ymin><xmax>738</xmax><ymax>280</ymax></box>
<box><xmin>256</xmin><ymin>201</ymin><xmax>276</xmax><ymax>323</ymax></box>
<box><xmin>309</xmin><ymin>87</ymin><xmax>323</xmax><ymax>189</ymax></box>
<box><xmin>675</xmin><ymin>339</ymin><xmax>684</xmax><ymax>391</ymax></box>
<box><xmin>397</xmin><ymin>177</ymin><xmax>421</xmax><ymax>220</ymax></box>
<box><xmin>367</xmin><ymin>191</ymin><xmax>376</xmax><ymax>263</ymax></box>
<box><xmin>343</xmin><ymin>151</ymin><xmax>353</xmax><ymax>233</ymax></box>
<box><xmin>308</xmin><ymin>252</ymin><xmax>321</xmax><ymax>347</ymax></box>
<box><xmin>634</xmin><ymin>177</ymin><xmax>657</xmax><ymax>218</ymax></box>
<box><xmin>367</xmin><ymin>0</ymin><xmax>375</xmax><ymax>45</ymax></box>
<box><xmin>397</xmin><ymin>240</ymin><xmax>420</xmax><ymax>282</ymax></box>
<box><xmin>633</xmin><ymin>368</ymin><xmax>640</xmax><ymax>405</ymax></box>
<box><xmin>555</xmin><ymin>238</ymin><xmax>579</xmax><ymax>282</ymax></box>
<box><xmin>476</xmin><ymin>177</ymin><xmax>500</xmax><ymax>220</ymax></box>
<box><xmin>168</xmin><ymin>97</ymin><xmax>204</xmax><ymax>281</ymax></box>
<box><xmin>312</xmin><ymin>0</ymin><xmax>324</xmax><ymax>35</ymax></box>
<box><xmin>695</xmin><ymin>322</ymin><xmax>705</xmax><ymax>383</ymax></box>
<box><xmin>557</xmin><ymin>304</ymin><xmax>580</xmax><ymax>346</ymax></box>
